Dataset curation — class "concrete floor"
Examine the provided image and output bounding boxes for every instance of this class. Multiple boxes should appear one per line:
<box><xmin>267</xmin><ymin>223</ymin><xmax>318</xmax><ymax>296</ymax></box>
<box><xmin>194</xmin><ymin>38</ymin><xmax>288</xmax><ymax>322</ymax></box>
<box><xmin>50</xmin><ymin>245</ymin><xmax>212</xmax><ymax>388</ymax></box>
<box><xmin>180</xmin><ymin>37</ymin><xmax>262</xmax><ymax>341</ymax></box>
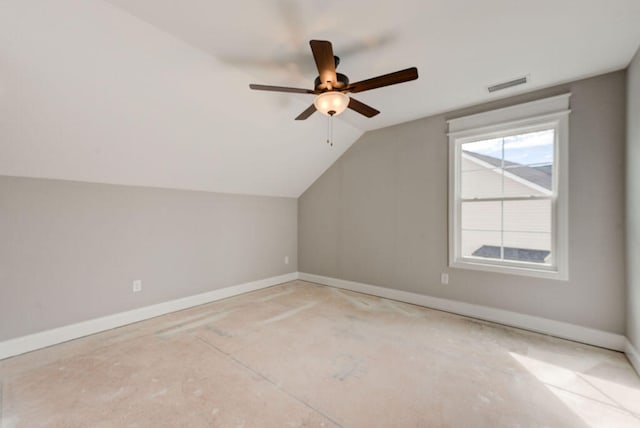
<box><xmin>1</xmin><ymin>280</ymin><xmax>639</xmax><ymax>427</ymax></box>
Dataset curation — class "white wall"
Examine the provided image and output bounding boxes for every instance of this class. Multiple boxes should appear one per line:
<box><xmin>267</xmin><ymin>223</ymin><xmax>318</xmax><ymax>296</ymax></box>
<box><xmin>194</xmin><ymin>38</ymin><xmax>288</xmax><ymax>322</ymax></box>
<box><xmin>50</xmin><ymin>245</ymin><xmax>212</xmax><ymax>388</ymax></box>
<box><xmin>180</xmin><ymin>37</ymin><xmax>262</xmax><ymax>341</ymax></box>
<box><xmin>0</xmin><ymin>176</ymin><xmax>297</xmax><ymax>341</ymax></box>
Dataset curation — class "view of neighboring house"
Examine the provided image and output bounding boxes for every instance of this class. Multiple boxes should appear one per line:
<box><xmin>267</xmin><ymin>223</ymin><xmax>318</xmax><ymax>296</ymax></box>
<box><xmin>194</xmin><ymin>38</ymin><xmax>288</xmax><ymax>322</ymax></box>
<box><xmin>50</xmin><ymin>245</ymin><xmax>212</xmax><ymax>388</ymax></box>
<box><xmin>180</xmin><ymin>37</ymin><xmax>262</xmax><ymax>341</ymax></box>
<box><xmin>461</xmin><ymin>149</ymin><xmax>553</xmax><ymax>264</ymax></box>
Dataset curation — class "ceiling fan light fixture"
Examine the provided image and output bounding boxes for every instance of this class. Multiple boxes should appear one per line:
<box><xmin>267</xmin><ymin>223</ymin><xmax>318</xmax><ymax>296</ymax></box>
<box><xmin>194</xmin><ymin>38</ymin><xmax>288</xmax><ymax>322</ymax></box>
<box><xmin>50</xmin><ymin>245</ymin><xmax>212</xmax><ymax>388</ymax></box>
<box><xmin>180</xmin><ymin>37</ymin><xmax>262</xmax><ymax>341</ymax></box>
<box><xmin>313</xmin><ymin>91</ymin><xmax>349</xmax><ymax>116</ymax></box>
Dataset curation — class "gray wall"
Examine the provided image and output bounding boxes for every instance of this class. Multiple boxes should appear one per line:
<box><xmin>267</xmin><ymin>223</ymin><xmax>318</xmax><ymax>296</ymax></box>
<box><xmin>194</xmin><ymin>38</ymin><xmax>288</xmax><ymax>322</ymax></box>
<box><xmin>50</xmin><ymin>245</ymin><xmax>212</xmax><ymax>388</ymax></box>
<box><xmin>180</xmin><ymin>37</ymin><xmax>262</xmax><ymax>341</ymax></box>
<box><xmin>628</xmin><ymin>49</ymin><xmax>640</xmax><ymax>347</ymax></box>
<box><xmin>0</xmin><ymin>176</ymin><xmax>297</xmax><ymax>341</ymax></box>
<box><xmin>299</xmin><ymin>71</ymin><xmax>627</xmax><ymax>334</ymax></box>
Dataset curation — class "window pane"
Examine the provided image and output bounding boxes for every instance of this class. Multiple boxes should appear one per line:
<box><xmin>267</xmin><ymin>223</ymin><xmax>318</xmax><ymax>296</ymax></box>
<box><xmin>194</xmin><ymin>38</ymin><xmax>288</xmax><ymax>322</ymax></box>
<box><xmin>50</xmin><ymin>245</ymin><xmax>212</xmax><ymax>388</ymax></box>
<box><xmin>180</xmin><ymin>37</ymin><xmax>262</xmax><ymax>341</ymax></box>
<box><xmin>461</xmin><ymin>168</ymin><xmax>504</xmax><ymax>198</ymax></box>
<box><xmin>461</xmin><ymin>201</ymin><xmax>502</xmax><ymax>231</ymax></box>
<box><xmin>503</xmin><ymin>200</ymin><xmax>551</xmax><ymax>233</ymax></box>
<box><xmin>461</xmin><ymin>152</ymin><xmax>494</xmax><ymax>173</ymax></box>
<box><xmin>461</xmin><ymin>129</ymin><xmax>554</xmax><ymax>197</ymax></box>
<box><xmin>502</xmin><ymin>164</ymin><xmax>553</xmax><ymax>196</ymax></box>
<box><xmin>503</xmin><ymin>232</ymin><xmax>551</xmax><ymax>263</ymax></box>
<box><xmin>460</xmin><ymin>200</ymin><xmax>552</xmax><ymax>264</ymax></box>
<box><xmin>503</xmin><ymin>199</ymin><xmax>552</xmax><ymax>264</ymax></box>
<box><xmin>461</xmin><ymin>230</ymin><xmax>501</xmax><ymax>259</ymax></box>
<box><xmin>461</xmin><ymin>201</ymin><xmax>501</xmax><ymax>260</ymax></box>
<box><xmin>503</xmin><ymin>129</ymin><xmax>553</xmax><ymax>195</ymax></box>
<box><xmin>463</xmin><ymin>137</ymin><xmax>503</xmax><ymax>161</ymax></box>
<box><xmin>503</xmin><ymin>129</ymin><xmax>554</xmax><ymax>167</ymax></box>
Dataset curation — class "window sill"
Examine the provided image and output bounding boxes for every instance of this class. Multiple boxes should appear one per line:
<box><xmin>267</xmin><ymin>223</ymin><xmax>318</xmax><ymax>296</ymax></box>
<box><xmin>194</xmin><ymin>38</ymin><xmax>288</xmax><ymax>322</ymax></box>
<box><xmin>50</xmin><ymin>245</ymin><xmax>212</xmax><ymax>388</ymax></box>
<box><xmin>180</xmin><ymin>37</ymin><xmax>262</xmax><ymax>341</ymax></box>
<box><xmin>450</xmin><ymin>259</ymin><xmax>568</xmax><ymax>281</ymax></box>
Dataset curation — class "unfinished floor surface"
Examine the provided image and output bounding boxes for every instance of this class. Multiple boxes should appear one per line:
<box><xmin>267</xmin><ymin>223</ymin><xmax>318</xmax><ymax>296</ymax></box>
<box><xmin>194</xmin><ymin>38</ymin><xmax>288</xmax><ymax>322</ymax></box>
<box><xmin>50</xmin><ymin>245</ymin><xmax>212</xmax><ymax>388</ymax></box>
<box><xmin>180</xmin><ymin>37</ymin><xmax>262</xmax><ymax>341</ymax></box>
<box><xmin>1</xmin><ymin>280</ymin><xmax>639</xmax><ymax>427</ymax></box>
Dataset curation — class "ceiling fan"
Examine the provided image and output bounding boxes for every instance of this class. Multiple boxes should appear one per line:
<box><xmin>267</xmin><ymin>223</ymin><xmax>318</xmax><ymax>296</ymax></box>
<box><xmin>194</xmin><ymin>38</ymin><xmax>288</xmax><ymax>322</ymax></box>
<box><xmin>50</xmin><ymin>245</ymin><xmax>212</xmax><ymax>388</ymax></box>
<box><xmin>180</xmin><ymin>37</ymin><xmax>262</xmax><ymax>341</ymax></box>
<box><xmin>249</xmin><ymin>40</ymin><xmax>418</xmax><ymax>120</ymax></box>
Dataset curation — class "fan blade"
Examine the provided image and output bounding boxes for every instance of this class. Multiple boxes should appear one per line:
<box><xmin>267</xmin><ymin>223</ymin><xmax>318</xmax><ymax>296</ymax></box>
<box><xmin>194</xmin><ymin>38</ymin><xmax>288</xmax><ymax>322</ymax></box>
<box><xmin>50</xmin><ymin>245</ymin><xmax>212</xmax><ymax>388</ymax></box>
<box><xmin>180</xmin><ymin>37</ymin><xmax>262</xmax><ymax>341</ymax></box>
<box><xmin>295</xmin><ymin>104</ymin><xmax>316</xmax><ymax>120</ymax></box>
<box><xmin>310</xmin><ymin>40</ymin><xmax>337</xmax><ymax>88</ymax></box>
<box><xmin>249</xmin><ymin>84</ymin><xmax>316</xmax><ymax>94</ymax></box>
<box><xmin>348</xmin><ymin>97</ymin><xmax>380</xmax><ymax>118</ymax></box>
<box><xmin>345</xmin><ymin>67</ymin><xmax>418</xmax><ymax>94</ymax></box>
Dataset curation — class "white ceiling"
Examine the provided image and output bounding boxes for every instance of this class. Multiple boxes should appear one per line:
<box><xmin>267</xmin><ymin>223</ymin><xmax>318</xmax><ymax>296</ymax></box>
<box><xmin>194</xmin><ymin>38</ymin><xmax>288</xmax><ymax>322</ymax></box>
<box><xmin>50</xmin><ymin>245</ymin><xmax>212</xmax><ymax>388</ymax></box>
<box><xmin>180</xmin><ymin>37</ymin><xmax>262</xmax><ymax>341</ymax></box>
<box><xmin>1</xmin><ymin>0</ymin><xmax>639</xmax><ymax>197</ymax></box>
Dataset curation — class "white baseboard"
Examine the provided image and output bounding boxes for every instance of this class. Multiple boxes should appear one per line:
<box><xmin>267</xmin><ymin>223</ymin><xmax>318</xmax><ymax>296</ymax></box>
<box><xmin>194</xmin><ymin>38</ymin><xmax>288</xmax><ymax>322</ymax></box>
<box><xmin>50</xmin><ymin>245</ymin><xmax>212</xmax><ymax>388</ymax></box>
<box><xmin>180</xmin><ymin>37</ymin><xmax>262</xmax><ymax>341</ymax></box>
<box><xmin>0</xmin><ymin>272</ymin><xmax>298</xmax><ymax>360</ymax></box>
<box><xmin>625</xmin><ymin>339</ymin><xmax>640</xmax><ymax>376</ymax></box>
<box><xmin>3</xmin><ymin>271</ymin><xmax>634</xmax><ymax>371</ymax></box>
<box><xmin>299</xmin><ymin>272</ymin><xmax>626</xmax><ymax>352</ymax></box>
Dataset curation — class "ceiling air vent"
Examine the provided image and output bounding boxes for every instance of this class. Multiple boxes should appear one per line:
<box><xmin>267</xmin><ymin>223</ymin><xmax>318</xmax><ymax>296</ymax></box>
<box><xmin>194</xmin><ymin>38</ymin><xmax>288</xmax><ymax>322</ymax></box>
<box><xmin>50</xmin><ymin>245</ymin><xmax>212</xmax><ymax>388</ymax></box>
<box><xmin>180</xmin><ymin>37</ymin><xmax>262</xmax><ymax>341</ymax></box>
<box><xmin>488</xmin><ymin>76</ymin><xmax>528</xmax><ymax>93</ymax></box>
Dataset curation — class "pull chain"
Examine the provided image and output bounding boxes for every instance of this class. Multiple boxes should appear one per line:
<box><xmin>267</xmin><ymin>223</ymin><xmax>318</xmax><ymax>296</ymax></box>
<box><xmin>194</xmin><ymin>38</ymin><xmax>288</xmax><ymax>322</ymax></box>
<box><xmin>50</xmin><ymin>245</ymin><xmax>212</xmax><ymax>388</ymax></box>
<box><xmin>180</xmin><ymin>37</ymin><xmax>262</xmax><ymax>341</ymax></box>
<box><xmin>326</xmin><ymin>114</ymin><xmax>334</xmax><ymax>147</ymax></box>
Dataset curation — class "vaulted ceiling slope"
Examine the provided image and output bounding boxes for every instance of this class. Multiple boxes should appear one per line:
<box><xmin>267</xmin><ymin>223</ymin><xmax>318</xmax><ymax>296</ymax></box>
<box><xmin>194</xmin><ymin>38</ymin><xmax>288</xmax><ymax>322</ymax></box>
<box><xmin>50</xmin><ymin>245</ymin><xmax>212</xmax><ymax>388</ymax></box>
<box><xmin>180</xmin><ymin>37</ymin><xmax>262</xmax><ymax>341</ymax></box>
<box><xmin>1</xmin><ymin>1</ymin><xmax>639</xmax><ymax>197</ymax></box>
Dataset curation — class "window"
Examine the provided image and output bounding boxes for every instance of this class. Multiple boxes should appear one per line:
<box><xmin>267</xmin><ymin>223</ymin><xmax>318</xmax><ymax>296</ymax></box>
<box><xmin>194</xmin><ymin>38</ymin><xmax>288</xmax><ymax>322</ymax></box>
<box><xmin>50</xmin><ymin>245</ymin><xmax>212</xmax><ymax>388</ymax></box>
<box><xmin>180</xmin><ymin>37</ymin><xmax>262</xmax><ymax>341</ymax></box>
<box><xmin>448</xmin><ymin>94</ymin><xmax>570</xmax><ymax>279</ymax></box>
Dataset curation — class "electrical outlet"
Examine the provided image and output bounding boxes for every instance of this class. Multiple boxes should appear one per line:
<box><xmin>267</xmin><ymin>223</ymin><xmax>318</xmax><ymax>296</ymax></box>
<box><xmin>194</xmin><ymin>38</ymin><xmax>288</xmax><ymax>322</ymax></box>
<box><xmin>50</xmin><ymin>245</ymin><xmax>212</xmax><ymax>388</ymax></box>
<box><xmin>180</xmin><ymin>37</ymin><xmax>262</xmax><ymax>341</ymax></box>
<box><xmin>284</xmin><ymin>256</ymin><xmax>289</xmax><ymax>265</ymax></box>
<box><xmin>132</xmin><ymin>280</ymin><xmax>142</xmax><ymax>293</ymax></box>
<box><xmin>440</xmin><ymin>273</ymin><xmax>449</xmax><ymax>285</ymax></box>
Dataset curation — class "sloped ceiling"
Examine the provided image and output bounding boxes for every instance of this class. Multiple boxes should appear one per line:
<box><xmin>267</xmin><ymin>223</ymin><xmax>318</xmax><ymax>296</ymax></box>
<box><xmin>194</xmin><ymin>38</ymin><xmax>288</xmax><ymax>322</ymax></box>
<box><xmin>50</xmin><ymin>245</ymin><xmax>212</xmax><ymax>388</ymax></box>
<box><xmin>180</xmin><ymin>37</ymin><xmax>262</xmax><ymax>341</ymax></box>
<box><xmin>1</xmin><ymin>0</ymin><xmax>639</xmax><ymax>197</ymax></box>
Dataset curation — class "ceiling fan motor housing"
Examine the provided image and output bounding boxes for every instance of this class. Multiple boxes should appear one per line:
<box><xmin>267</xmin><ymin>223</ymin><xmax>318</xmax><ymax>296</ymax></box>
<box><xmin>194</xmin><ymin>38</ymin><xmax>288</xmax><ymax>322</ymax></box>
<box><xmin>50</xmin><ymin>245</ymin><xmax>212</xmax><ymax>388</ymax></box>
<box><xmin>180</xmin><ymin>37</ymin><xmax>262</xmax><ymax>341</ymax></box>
<box><xmin>315</xmin><ymin>73</ymin><xmax>349</xmax><ymax>91</ymax></box>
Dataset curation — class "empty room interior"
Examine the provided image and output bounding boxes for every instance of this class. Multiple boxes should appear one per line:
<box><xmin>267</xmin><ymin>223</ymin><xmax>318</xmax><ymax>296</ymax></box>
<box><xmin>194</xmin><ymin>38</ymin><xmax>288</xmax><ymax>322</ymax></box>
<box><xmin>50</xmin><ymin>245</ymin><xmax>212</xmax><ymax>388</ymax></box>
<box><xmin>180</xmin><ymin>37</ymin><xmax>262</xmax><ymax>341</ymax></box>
<box><xmin>3</xmin><ymin>1</ymin><xmax>640</xmax><ymax>427</ymax></box>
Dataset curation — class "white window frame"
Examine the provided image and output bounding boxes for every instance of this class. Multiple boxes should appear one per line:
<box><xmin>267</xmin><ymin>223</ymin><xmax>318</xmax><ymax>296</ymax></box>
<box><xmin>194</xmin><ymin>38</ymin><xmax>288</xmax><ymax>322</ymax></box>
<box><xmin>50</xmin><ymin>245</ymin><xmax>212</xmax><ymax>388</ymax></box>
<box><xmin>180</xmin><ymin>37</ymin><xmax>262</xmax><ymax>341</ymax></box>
<box><xmin>447</xmin><ymin>94</ymin><xmax>570</xmax><ymax>280</ymax></box>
